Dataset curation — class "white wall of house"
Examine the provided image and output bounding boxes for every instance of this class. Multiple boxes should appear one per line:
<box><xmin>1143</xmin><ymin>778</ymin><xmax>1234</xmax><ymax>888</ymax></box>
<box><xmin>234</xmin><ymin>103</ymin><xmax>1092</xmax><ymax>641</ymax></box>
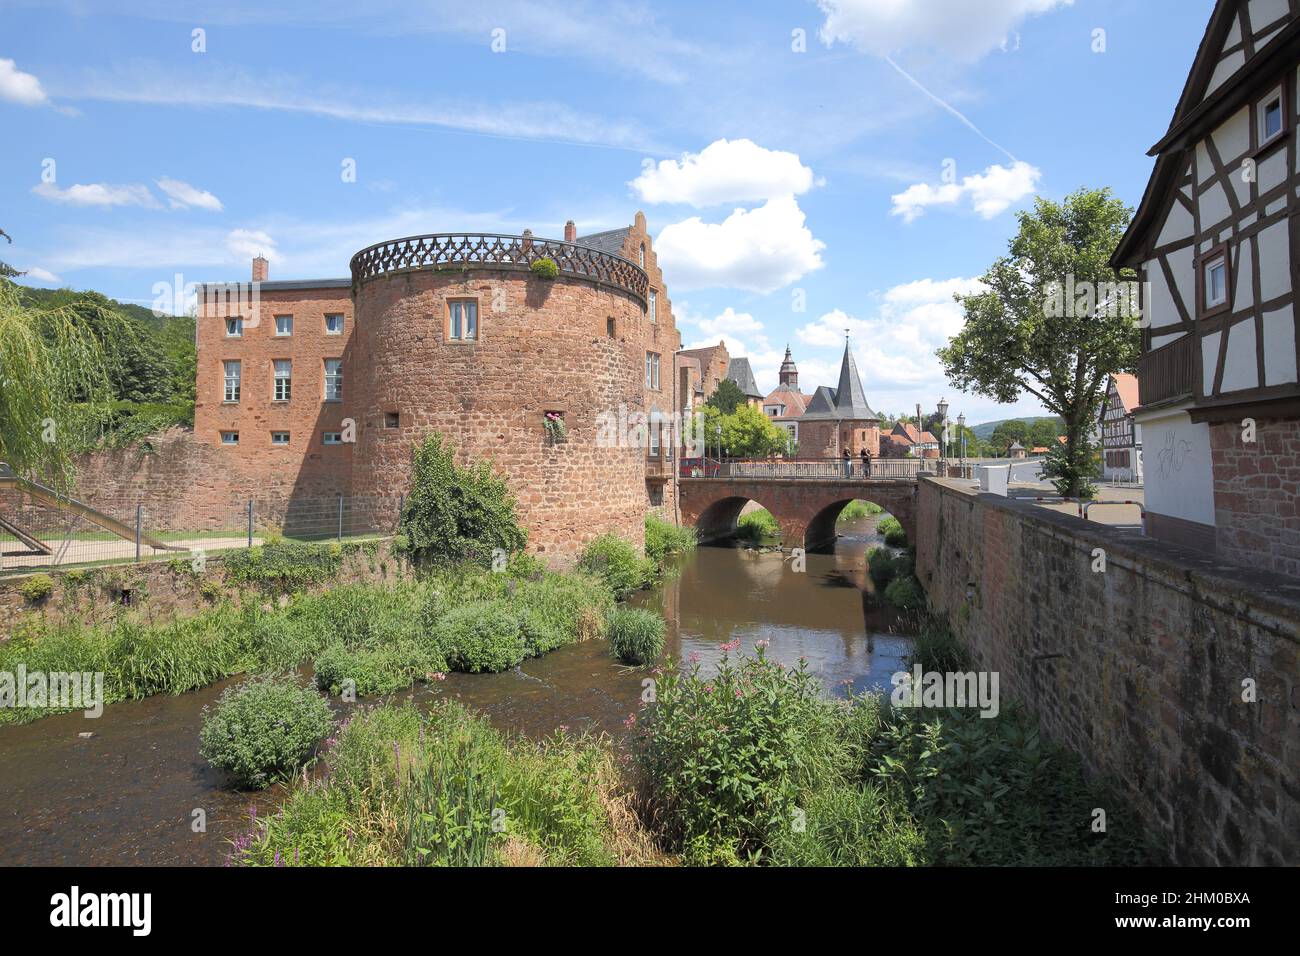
<box><xmin>1139</xmin><ymin>407</ymin><xmax>1215</xmax><ymax>527</ymax></box>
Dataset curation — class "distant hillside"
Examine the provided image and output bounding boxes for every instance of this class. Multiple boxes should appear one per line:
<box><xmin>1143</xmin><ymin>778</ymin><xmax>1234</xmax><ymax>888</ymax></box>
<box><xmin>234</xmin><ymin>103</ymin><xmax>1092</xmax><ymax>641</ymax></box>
<box><xmin>971</xmin><ymin>416</ymin><xmax>1064</xmax><ymax>441</ymax></box>
<box><xmin>16</xmin><ymin>284</ymin><xmax>169</xmax><ymax>326</ymax></box>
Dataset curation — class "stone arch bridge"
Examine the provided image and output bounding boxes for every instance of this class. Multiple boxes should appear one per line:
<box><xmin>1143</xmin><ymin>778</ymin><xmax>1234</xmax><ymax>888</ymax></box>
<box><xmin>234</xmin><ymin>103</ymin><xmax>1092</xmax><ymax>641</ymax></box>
<box><xmin>679</xmin><ymin>477</ymin><xmax>917</xmax><ymax>551</ymax></box>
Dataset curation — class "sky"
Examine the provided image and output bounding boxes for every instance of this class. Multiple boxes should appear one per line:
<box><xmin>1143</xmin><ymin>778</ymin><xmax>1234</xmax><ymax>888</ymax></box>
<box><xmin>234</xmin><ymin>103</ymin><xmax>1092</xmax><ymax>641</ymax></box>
<box><xmin>0</xmin><ymin>0</ymin><xmax>1216</xmax><ymax>426</ymax></box>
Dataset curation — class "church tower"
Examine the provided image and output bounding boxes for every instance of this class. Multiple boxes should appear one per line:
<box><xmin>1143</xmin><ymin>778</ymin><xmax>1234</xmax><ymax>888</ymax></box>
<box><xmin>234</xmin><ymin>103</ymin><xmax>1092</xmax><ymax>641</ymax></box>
<box><xmin>778</xmin><ymin>345</ymin><xmax>798</xmax><ymax>390</ymax></box>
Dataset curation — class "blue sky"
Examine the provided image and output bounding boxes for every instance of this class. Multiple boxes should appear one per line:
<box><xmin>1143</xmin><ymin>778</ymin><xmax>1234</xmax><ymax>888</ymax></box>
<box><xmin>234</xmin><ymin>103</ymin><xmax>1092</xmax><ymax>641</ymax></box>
<box><xmin>1</xmin><ymin>0</ymin><xmax>1214</xmax><ymax>425</ymax></box>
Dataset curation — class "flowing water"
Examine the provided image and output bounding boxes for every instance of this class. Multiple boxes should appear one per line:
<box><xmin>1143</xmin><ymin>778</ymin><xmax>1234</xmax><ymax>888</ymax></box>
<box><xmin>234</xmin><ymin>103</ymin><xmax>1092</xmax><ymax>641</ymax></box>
<box><xmin>0</xmin><ymin>515</ymin><xmax>913</xmax><ymax>866</ymax></box>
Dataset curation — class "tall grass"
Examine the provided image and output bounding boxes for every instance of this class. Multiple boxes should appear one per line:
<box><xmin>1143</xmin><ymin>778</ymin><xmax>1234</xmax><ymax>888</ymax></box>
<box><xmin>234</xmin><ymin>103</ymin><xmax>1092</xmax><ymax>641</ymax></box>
<box><xmin>228</xmin><ymin>701</ymin><xmax>663</xmax><ymax>867</ymax></box>
<box><xmin>644</xmin><ymin>515</ymin><xmax>696</xmax><ymax>569</ymax></box>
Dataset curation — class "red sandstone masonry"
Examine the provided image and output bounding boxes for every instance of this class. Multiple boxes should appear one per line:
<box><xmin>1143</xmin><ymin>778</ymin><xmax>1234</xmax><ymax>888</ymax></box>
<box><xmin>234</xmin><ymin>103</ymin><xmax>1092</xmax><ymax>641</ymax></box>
<box><xmin>916</xmin><ymin>477</ymin><xmax>1300</xmax><ymax>865</ymax></box>
<box><xmin>1211</xmin><ymin>417</ymin><xmax>1300</xmax><ymax>579</ymax></box>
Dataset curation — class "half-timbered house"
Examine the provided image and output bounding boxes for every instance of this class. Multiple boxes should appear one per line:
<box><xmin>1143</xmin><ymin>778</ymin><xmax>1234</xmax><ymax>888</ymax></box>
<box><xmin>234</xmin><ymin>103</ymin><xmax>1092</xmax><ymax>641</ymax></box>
<box><xmin>1099</xmin><ymin>373</ymin><xmax>1143</xmax><ymax>483</ymax></box>
<box><xmin>1113</xmin><ymin>0</ymin><xmax>1300</xmax><ymax>576</ymax></box>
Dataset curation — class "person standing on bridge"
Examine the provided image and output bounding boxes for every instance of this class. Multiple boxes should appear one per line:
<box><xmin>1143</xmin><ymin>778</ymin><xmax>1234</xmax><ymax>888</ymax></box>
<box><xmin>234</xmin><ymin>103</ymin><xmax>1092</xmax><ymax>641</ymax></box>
<box><xmin>842</xmin><ymin>448</ymin><xmax>852</xmax><ymax>478</ymax></box>
<box><xmin>860</xmin><ymin>447</ymin><xmax>871</xmax><ymax>478</ymax></box>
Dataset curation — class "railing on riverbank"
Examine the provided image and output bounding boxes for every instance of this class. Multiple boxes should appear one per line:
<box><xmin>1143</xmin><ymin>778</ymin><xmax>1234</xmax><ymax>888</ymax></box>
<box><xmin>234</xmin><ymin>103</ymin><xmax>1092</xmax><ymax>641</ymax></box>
<box><xmin>695</xmin><ymin>457</ymin><xmax>994</xmax><ymax>481</ymax></box>
<box><xmin>0</xmin><ymin>493</ymin><xmax>403</xmax><ymax>578</ymax></box>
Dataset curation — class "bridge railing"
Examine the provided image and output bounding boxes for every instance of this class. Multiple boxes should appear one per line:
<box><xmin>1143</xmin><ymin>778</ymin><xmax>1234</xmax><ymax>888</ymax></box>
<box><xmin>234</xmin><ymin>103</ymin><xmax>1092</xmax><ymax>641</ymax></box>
<box><xmin>709</xmin><ymin>457</ymin><xmax>931</xmax><ymax>481</ymax></box>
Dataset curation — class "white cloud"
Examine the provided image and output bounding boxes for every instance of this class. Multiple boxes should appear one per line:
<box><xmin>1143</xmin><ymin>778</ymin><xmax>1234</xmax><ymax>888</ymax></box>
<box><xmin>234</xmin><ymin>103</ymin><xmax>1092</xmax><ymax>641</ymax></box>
<box><xmin>59</xmin><ymin>60</ymin><xmax>665</xmax><ymax>153</ymax></box>
<box><xmin>156</xmin><ymin>177</ymin><xmax>224</xmax><ymax>211</ymax></box>
<box><xmin>225</xmin><ymin>229</ymin><xmax>277</xmax><ymax>262</ymax></box>
<box><xmin>796</xmin><ymin>276</ymin><xmax>986</xmax><ymax>394</ymax></box>
<box><xmin>817</xmin><ymin>0</ymin><xmax>1073</xmax><ymax>61</ymax></box>
<box><xmin>694</xmin><ymin>306</ymin><xmax>765</xmax><ymax>338</ymax></box>
<box><xmin>31</xmin><ymin>181</ymin><xmax>160</xmax><ymax>209</ymax></box>
<box><xmin>654</xmin><ymin>196</ymin><xmax>825</xmax><ymax>294</ymax></box>
<box><xmin>0</xmin><ymin>58</ymin><xmax>50</xmax><ymax>106</ymax></box>
<box><xmin>891</xmin><ymin>161</ymin><xmax>1040</xmax><ymax>222</ymax></box>
<box><xmin>21</xmin><ymin>266</ymin><xmax>62</xmax><ymax>284</ymax></box>
<box><xmin>631</xmin><ymin>138</ymin><xmax>816</xmax><ymax>207</ymax></box>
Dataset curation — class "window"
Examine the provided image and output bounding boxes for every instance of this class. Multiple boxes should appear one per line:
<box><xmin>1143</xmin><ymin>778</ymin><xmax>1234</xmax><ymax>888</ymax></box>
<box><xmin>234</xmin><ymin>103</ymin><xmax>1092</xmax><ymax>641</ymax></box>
<box><xmin>607</xmin><ymin>317</ymin><xmax>616</xmax><ymax>338</ymax></box>
<box><xmin>648</xmin><ymin>289</ymin><xmax>657</xmax><ymax>323</ymax></box>
<box><xmin>220</xmin><ymin>431</ymin><xmax>239</xmax><ymax>445</ymax></box>
<box><xmin>271</xmin><ymin>431</ymin><xmax>290</xmax><ymax>446</ymax></box>
<box><xmin>325</xmin><ymin>314</ymin><xmax>344</xmax><ymax>335</ymax></box>
<box><xmin>385</xmin><ymin>411</ymin><xmax>400</xmax><ymax>428</ymax></box>
<box><xmin>639</xmin><ymin>243</ymin><xmax>645</xmax><ymax>267</ymax></box>
<box><xmin>1258</xmin><ymin>85</ymin><xmax>1286</xmax><ymax>147</ymax></box>
<box><xmin>273</xmin><ymin>359</ymin><xmax>292</xmax><ymax>401</ymax></box>
<box><xmin>223</xmin><ymin>360</ymin><xmax>241</xmax><ymax>402</ymax></box>
<box><xmin>324</xmin><ymin>359</ymin><xmax>343</xmax><ymax>401</ymax></box>
<box><xmin>274</xmin><ymin>315</ymin><xmax>293</xmax><ymax>336</ymax></box>
<box><xmin>448</xmin><ymin>299</ymin><xmax>478</xmax><ymax>340</ymax></box>
<box><xmin>649</xmin><ymin>418</ymin><xmax>661</xmax><ymax>457</ymax></box>
<box><xmin>225</xmin><ymin>317</ymin><xmax>243</xmax><ymax>337</ymax></box>
<box><xmin>1202</xmin><ymin>249</ymin><xmax>1229</xmax><ymax>314</ymax></box>
<box><xmin>322</xmin><ymin>431</ymin><xmax>343</xmax><ymax>445</ymax></box>
<box><xmin>645</xmin><ymin>352</ymin><xmax>660</xmax><ymax>390</ymax></box>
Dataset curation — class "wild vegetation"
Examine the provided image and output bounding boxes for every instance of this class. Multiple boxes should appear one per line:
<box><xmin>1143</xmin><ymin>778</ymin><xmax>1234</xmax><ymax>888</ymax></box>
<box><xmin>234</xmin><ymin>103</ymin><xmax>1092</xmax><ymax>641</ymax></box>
<box><xmin>735</xmin><ymin>506</ymin><xmax>779</xmax><ymax>542</ymax></box>
<box><xmin>198</xmin><ymin>676</ymin><xmax>333</xmax><ymax>789</ymax></box>
<box><xmin>607</xmin><ymin>606</ymin><xmax>665</xmax><ymax>665</ymax></box>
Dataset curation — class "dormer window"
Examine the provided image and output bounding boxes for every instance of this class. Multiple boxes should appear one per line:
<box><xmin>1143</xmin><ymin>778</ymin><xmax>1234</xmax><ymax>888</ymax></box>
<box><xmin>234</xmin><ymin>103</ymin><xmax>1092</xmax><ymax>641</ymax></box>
<box><xmin>1257</xmin><ymin>83</ymin><xmax>1287</xmax><ymax>149</ymax></box>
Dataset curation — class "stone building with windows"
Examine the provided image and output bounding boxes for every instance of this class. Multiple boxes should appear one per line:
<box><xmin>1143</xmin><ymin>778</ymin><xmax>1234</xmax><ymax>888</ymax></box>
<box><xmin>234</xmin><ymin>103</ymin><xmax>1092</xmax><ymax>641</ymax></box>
<box><xmin>762</xmin><ymin>347</ymin><xmax>813</xmax><ymax>447</ymax></box>
<box><xmin>190</xmin><ymin>213</ymin><xmax>680</xmax><ymax>563</ymax></box>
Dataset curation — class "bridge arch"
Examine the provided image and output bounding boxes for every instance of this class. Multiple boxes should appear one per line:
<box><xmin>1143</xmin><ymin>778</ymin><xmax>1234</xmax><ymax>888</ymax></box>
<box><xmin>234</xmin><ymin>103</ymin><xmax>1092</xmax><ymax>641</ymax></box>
<box><xmin>679</xmin><ymin>477</ymin><xmax>916</xmax><ymax>552</ymax></box>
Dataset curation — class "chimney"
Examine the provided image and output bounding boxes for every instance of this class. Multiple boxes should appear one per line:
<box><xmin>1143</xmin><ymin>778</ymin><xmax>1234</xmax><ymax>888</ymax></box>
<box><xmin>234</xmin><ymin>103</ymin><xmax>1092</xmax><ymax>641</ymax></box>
<box><xmin>564</xmin><ymin>220</ymin><xmax>576</xmax><ymax>242</ymax></box>
<box><xmin>252</xmin><ymin>255</ymin><xmax>268</xmax><ymax>282</ymax></box>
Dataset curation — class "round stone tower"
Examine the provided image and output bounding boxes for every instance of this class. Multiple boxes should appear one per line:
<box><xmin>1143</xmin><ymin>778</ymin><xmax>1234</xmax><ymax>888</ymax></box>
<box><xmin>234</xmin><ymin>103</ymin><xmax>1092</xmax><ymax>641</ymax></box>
<box><xmin>348</xmin><ymin>232</ymin><xmax>653</xmax><ymax>563</ymax></box>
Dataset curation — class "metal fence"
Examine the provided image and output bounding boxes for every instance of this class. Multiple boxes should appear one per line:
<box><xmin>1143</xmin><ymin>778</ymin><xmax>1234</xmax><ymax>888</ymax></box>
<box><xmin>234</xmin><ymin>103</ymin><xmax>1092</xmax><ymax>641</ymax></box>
<box><xmin>0</xmin><ymin>492</ymin><xmax>402</xmax><ymax>577</ymax></box>
<box><xmin>714</xmin><ymin>457</ymin><xmax>934</xmax><ymax>480</ymax></box>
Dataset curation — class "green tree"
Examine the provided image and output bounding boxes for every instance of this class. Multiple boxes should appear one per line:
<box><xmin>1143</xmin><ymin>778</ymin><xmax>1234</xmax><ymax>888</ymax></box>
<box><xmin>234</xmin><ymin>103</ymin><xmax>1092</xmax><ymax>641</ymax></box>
<box><xmin>938</xmin><ymin>188</ymin><xmax>1139</xmax><ymax>497</ymax></box>
<box><xmin>723</xmin><ymin>403</ymin><xmax>792</xmax><ymax>458</ymax></box>
<box><xmin>990</xmin><ymin>419</ymin><xmax>1029</xmax><ymax>453</ymax></box>
<box><xmin>398</xmin><ymin>432</ymin><xmax>527</xmax><ymax>566</ymax></box>
<box><xmin>0</xmin><ymin>279</ymin><xmax>125</xmax><ymax>487</ymax></box>
<box><xmin>0</xmin><ymin>228</ymin><xmax>19</xmax><ymax>279</ymax></box>
<box><xmin>706</xmin><ymin>377</ymin><xmax>746</xmax><ymax>415</ymax></box>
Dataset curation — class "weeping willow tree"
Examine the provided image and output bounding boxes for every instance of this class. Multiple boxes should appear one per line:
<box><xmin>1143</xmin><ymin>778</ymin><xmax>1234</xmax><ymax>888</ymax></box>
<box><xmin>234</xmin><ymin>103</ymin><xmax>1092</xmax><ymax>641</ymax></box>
<box><xmin>0</xmin><ymin>277</ymin><xmax>124</xmax><ymax>490</ymax></box>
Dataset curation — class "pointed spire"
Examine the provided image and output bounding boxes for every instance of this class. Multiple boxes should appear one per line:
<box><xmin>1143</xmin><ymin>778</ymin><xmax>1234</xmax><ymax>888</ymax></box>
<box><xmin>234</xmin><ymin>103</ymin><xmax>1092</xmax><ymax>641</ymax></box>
<box><xmin>832</xmin><ymin>336</ymin><xmax>877</xmax><ymax>420</ymax></box>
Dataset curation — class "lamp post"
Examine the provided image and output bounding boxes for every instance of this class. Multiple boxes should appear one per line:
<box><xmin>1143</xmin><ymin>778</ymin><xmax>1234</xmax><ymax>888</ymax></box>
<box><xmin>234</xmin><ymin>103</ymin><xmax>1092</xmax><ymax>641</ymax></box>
<box><xmin>957</xmin><ymin>412</ymin><xmax>967</xmax><ymax>473</ymax></box>
<box><xmin>715</xmin><ymin>424</ymin><xmax>722</xmax><ymax>466</ymax></box>
<box><xmin>937</xmin><ymin>397</ymin><xmax>949</xmax><ymax>461</ymax></box>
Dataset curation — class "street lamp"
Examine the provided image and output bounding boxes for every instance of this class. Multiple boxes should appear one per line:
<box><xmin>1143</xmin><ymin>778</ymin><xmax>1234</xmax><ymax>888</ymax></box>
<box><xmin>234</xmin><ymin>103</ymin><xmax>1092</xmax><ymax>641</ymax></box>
<box><xmin>936</xmin><ymin>397</ymin><xmax>949</xmax><ymax>460</ymax></box>
<box><xmin>715</xmin><ymin>424</ymin><xmax>722</xmax><ymax>464</ymax></box>
<box><xmin>957</xmin><ymin>412</ymin><xmax>967</xmax><ymax>470</ymax></box>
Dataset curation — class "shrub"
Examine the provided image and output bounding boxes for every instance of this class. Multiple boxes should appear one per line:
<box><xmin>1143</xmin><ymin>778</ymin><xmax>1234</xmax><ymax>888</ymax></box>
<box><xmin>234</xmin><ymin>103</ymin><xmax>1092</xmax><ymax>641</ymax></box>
<box><xmin>607</xmin><ymin>606</ymin><xmax>665</xmax><ymax>665</ymax></box>
<box><xmin>633</xmin><ymin>648</ymin><xmax>848</xmax><ymax>858</ymax></box>
<box><xmin>870</xmin><ymin>705</ymin><xmax>1151</xmax><ymax>865</ymax></box>
<box><xmin>908</xmin><ymin>620</ymin><xmax>972</xmax><ymax>673</ymax></box>
<box><xmin>399</xmin><ymin>433</ymin><xmax>527</xmax><ymax>566</ymax></box>
<box><xmin>514</xmin><ymin>572</ymin><xmax>611</xmax><ymax>655</ymax></box>
<box><xmin>529</xmin><ymin>257</ymin><xmax>560</xmax><ymax>280</ymax></box>
<box><xmin>198</xmin><ymin>676</ymin><xmax>333</xmax><ymax>789</ymax></box>
<box><xmin>19</xmin><ymin>573</ymin><xmax>54</xmax><ymax>603</ymax></box>
<box><xmin>434</xmin><ymin>600</ymin><xmax>528</xmax><ymax>672</ymax></box>
<box><xmin>313</xmin><ymin>641</ymin><xmax>441</xmax><ymax>697</ymax></box>
<box><xmin>644</xmin><ymin>514</ymin><xmax>696</xmax><ymax>568</ymax></box>
<box><xmin>867</xmin><ymin>547</ymin><xmax>903</xmax><ymax>589</ymax></box>
<box><xmin>577</xmin><ymin>534</ymin><xmax>653</xmax><ymax>599</ymax></box>
<box><xmin>736</xmin><ymin>507</ymin><xmax>779</xmax><ymax>542</ymax></box>
<box><xmin>837</xmin><ymin>500</ymin><xmax>882</xmax><ymax>522</ymax></box>
<box><xmin>224</xmin><ymin>541</ymin><xmax>342</xmax><ymax>593</ymax></box>
<box><xmin>883</xmin><ymin>575</ymin><xmax>925</xmax><ymax>610</ymax></box>
<box><xmin>877</xmin><ymin>515</ymin><xmax>908</xmax><ymax>547</ymax></box>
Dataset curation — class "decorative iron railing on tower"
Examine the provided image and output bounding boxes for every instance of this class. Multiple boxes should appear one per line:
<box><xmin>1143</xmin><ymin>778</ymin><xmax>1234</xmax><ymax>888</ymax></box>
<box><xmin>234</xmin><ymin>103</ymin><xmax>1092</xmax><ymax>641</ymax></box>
<box><xmin>349</xmin><ymin>232</ymin><xmax>649</xmax><ymax>305</ymax></box>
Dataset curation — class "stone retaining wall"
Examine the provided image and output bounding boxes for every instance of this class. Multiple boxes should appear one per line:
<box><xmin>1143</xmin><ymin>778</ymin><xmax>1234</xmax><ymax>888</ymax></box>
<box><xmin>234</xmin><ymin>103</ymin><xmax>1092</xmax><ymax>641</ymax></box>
<box><xmin>915</xmin><ymin>477</ymin><xmax>1299</xmax><ymax>865</ymax></box>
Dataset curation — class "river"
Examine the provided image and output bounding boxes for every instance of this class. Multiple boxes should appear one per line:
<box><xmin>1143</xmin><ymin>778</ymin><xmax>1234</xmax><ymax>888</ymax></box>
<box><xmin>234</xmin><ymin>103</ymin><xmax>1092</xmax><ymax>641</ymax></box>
<box><xmin>0</xmin><ymin>514</ymin><xmax>912</xmax><ymax>866</ymax></box>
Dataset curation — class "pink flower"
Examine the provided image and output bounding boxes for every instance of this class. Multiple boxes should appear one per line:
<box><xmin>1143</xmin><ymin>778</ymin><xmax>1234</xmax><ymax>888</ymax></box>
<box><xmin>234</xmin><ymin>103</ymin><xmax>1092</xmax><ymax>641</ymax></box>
<box><xmin>703</xmin><ymin>685</ymin><xmax>714</xmax><ymax>694</ymax></box>
<box><xmin>688</xmin><ymin>652</ymin><xmax>701</xmax><ymax>664</ymax></box>
<box><xmin>623</xmin><ymin>713</ymin><xmax>637</xmax><ymax>729</ymax></box>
